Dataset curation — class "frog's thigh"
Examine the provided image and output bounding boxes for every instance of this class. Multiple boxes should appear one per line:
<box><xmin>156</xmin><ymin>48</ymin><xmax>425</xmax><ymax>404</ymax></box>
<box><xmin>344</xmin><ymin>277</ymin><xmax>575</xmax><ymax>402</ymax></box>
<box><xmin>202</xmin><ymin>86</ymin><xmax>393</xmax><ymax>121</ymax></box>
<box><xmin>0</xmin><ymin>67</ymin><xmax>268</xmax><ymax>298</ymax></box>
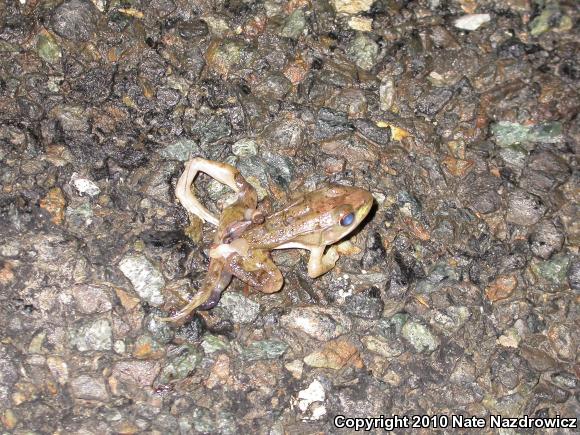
<box><xmin>230</xmin><ymin>251</ymin><xmax>283</xmax><ymax>294</ymax></box>
<box><xmin>307</xmin><ymin>245</ymin><xmax>339</xmax><ymax>278</ymax></box>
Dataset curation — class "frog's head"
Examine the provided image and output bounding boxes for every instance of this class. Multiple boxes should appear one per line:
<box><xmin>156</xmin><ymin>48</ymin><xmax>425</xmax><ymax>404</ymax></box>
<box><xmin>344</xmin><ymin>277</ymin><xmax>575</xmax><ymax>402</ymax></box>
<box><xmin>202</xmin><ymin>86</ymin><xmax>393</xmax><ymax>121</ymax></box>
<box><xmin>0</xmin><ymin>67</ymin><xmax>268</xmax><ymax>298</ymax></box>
<box><xmin>313</xmin><ymin>184</ymin><xmax>373</xmax><ymax>244</ymax></box>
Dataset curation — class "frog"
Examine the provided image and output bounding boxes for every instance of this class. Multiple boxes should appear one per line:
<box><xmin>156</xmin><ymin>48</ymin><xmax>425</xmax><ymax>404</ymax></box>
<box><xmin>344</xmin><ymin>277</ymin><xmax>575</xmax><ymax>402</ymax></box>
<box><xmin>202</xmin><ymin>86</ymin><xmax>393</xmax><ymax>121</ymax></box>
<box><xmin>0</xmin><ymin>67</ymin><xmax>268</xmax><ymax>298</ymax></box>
<box><xmin>160</xmin><ymin>157</ymin><xmax>373</xmax><ymax>322</ymax></box>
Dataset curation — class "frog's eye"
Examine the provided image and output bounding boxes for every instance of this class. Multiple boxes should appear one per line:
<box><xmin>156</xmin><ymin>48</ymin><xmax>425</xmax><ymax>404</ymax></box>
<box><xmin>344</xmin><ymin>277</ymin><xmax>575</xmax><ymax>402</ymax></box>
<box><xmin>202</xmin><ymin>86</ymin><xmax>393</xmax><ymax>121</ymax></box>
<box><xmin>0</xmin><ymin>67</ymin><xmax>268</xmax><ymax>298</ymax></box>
<box><xmin>340</xmin><ymin>213</ymin><xmax>355</xmax><ymax>226</ymax></box>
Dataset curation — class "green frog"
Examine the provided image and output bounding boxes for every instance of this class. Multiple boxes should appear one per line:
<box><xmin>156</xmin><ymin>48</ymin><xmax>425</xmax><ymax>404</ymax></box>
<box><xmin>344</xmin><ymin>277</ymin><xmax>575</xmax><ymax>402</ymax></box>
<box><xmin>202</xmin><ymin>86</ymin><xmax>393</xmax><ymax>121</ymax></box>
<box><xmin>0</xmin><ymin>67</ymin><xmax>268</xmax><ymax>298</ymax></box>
<box><xmin>161</xmin><ymin>157</ymin><xmax>373</xmax><ymax>322</ymax></box>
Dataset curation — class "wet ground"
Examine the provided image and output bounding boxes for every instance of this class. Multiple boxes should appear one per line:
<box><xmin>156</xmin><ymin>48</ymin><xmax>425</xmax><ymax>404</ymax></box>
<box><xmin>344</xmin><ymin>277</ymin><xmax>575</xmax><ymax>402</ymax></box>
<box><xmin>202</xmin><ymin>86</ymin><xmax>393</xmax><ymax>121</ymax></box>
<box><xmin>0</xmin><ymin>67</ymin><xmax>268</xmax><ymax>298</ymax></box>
<box><xmin>0</xmin><ymin>0</ymin><xmax>578</xmax><ymax>433</ymax></box>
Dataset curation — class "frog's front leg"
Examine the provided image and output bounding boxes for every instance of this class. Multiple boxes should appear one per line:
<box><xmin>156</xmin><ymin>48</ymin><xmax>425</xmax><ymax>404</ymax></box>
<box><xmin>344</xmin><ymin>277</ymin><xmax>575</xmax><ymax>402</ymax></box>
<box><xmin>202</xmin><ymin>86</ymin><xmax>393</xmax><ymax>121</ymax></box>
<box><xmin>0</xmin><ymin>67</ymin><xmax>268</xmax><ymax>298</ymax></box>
<box><xmin>307</xmin><ymin>245</ymin><xmax>340</xmax><ymax>278</ymax></box>
<box><xmin>226</xmin><ymin>250</ymin><xmax>284</xmax><ymax>294</ymax></box>
<box><xmin>176</xmin><ymin>157</ymin><xmax>248</xmax><ymax>226</ymax></box>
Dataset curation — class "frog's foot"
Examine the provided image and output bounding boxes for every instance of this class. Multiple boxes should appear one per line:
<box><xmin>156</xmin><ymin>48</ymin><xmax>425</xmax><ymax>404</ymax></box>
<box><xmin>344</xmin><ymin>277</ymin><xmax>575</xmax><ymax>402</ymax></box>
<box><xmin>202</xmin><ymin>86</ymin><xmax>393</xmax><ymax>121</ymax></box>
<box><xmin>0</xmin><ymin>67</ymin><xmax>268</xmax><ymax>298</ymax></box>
<box><xmin>158</xmin><ymin>263</ymin><xmax>232</xmax><ymax>322</ymax></box>
<box><xmin>307</xmin><ymin>245</ymin><xmax>339</xmax><ymax>278</ymax></box>
<box><xmin>176</xmin><ymin>157</ymin><xmax>247</xmax><ymax>226</ymax></box>
<box><xmin>227</xmin><ymin>251</ymin><xmax>284</xmax><ymax>294</ymax></box>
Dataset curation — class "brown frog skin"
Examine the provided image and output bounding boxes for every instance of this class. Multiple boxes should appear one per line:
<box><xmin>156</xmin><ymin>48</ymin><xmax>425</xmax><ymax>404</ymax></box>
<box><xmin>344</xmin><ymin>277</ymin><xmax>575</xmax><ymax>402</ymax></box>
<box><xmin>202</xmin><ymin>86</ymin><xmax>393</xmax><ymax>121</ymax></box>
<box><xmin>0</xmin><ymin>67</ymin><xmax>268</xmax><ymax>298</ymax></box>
<box><xmin>160</xmin><ymin>157</ymin><xmax>373</xmax><ymax>322</ymax></box>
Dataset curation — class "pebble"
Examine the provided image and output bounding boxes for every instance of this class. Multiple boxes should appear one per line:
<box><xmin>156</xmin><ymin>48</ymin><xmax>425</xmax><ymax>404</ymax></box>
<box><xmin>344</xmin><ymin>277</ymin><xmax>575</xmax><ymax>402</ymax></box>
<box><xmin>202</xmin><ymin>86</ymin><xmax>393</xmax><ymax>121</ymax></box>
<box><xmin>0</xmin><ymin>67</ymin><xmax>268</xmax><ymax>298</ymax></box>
<box><xmin>401</xmin><ymin>320</ymin><xmax>440</xmax><ymax>353</ymax></box>
<box><xmin>347</xmin><ymin>33</ymin><xmax>379</xmax><ymax>71</ymax></box>
<box><xmin>71</xmin><ymin>375</ymin><xmax>109</xmax><ymax>401</ymax></box>
<box><xmin>217</xmin><ymin>292</ymin><xmax>260</xmax><ymax>324</ymax></box>
<box><xmin>303</xmin><ymin>339</ymin><xmax>364</xmax><ymax>370</ymax></box>
<box><xmin>50</xmin><ymin>0</ymin><xmax>98</xmax><ymax>42</ymax></box>
<box><xmin>71</xmin><ymin>319</ymin><xmax>112</xmax><ymax>352</ymax></box>
<box><xmin>112</xmin><ymin>360</ymin><xmax>161</xmax><ymax>388</ymax></box>
<box><xmin>547</xmin><ymin>324</ymin><xmax>574</xmax><ymax>360</ymax></box>
<box><xmin>241</xmin><ymin>339</ymin><xmax>288</xmax><ymax>361</ymax></box>
<box><xmin>362</xmin><ymin>335</ymin><xmax>404</xmax><ymax>358</ymax></box>
<box><xmin>71</xmin><ymin>173</ymin><xmax>100</xmax><ymax>197</ymax></box>
<box><xmin>280</xmin><ymin>306</ymin><xmax>352</xmax><ymax>341</ymax></box>
<box><xmin>343</xmin><ymin>288</ymin><xmax>384</xmax><ymax>319</ymax></box>
<box><xmin>485</xmin><ymin>274</ymin><xmax>518</xmax><ymax>302</ymax></box>
<box><xmin>332</xmin><ymin>0</ymin><xmax>374</xmax><ymax>14</ymax></box>
<box><xmin>454</xmin><ymin>14</ymin><xmax>491</xmax><ymax>31</ymax></box>
<box><xmin>119</xmin><ymin>254</ymin><xmax>165</xmax><ymax>307</ymax></box>
<box><xmin>297</xmin><ymin>379</ymin><xmax>326</xmax><ymax>421</ymax></box>
<box><xmin>532</xmin><ymin>254</ymin><xmax>570</xmax><ymax>286</ymax></box>
<box><xmin>201</xmin><ymin>334</ymin><xmax>230</xmax><ymax>354</ymax></box>
<box><xmin>158</xmin><ymin>345</ymin><xmax>202</xmax><ymax>383</ymax></box>
<box><xmin>72</xmin><ymin>284</ymin><xmax>112</xmax><ymax>314</ymax></box>
<box><xmin>506</xmin><ymin>190</ymin><xmax>546</xmax><ymax>226</ymax></box>
<box><xmin>568</xmin><ymin>258</ymin><xmax>580</xmax><ymax>291</ymax></box>
<box><xmin>160</xmin><ymin>138</ymin><xmax>199</xmax><ymax>161</ymax></box>
<box><xmin>46</xmin><ymin>356</ymin><xmax>69</xmax><ymax>384</ymax></box>
<box><xmin>530</xmin><ymin>220</ymin><xmax>564</xmax><ymax>259</ymax></box>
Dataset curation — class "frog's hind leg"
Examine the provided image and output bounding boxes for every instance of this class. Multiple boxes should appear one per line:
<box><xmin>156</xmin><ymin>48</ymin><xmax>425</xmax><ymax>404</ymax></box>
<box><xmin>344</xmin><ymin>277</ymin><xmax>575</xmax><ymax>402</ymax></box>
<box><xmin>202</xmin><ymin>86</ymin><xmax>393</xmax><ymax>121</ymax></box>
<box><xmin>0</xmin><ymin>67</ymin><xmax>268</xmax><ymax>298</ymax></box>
<box><xmin>227</xmin><ymin>250</ymin><xmax>284</xmax><ymax>294</ymax></box>
<box><xmin>158</xmin><ymin>260</ymin><xmax>232</xmax><ymax>322</ymax></box>
<box><xmin>176</xmin><ymin>157</ymin><xmax>250</xmax><ymax>226</ymax></box>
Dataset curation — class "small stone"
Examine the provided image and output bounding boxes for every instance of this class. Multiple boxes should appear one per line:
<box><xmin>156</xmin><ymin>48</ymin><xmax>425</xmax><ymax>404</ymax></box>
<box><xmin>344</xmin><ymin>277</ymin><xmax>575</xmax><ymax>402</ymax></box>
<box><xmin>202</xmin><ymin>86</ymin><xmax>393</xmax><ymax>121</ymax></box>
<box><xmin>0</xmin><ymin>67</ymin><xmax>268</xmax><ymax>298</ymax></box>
<box><xmin>36</xmin><ymin>31</ymin><xmax>61</xmax><ymax>64</ymax></box>
<box><xmin>491</xmin><ymin>121</ymin><xmax>563</xmax><ymax>148</ymax></box>
<box><xmin>362</xmin><ymin>335</ymin><xmax>404</xmax><ymax>358</ymax></box>
<box><xmin>115</xmin><ymin>288</ymin><xmax>141</xmax><ymax>311</ymax></box>
<box><xmin>280</xmin><ymin>306</ymin><xmax>352</xmax><ymax>341</ymax></box>
<box><xmin>530</xmin><ymin>220</ymin><xmax>564</xmax><ymax>259</ymax></box>
<box><xmin>450</xmin><ymin>359</ymin><xmax>476</xmax><ymax>384</ymax></box>
<box><xmin>71</xmin><ymin>173</ymin><xmax>100</xmax><ymax>197</ymax></box>
<box><xmin>284</xmin><ymin>359</ymin><xmax>304</xmax><ymax>379</ymax></box>
<box><xmin>497</xmin><ymin>328</ymin><xmax>521</xmax><ymax>348</ymax></box>
<box><xmin>133</xmin><ymin>335</ymin><xmax>164</xmax><ymax>359</ymax></box>
<box><xmin>347</xmin><ymin>33</ymin><xmax>379</xmax><ymax>71</ymax></box>
<box><xmin>568</xmin><ymin>258</ymin><xmax>580</xmax><ymax>292</ymax></box>
<box><xmin>297</xmin><ymin>379</ymin><xmax>326</xmax><ymax>420</ymax></box>
<box><xmin>348</xmin><ymin>16</ymin><xmax>373</xmax><ymax>31</ymax></box>
<box><xmin>50</xmin><ymin>0</ymin><xmax>99</xmax><ymax>42</ymax></box>
<box><xmin>160</xmin><ymin>138</ymin><xmax>199</xmax><ymax>161</ymax></box>
<box><xmin>231</xmin><ymin>138</ymin><xmax>258</xmax><ymax>157</ymax></box>
<box><xmin>279</xmin><ymin>9</ymin><xmax>306</xmax><ymax>39</ymax></box>
<box><xmin>201</xmin><ymin>334</ymin><xmax>230</xmax><ymax>354</ymax></box>
<box><xmin>112</xmin><ymin>360</ymin><xmax>161</xmax><ymax>388</ymax></box>
<box><xmin>401</xmin><ymin>321</ymin><xmax>440</xmax><ymax>353</ymax></box>
<box><xmin>114</xmin><ymin>340</ymin><xmax>126</xmax><ymax>354</ymax></box>
<box><xmin>40</xmin><ymin>187</ymin><xmax>66</xmax><ymax>224</ymax></box>
<box><xmin>71</xmin><ymin>319</ymin><xmax>112</xmax><ymax>352</ymax></box>
<box><xmin>218</xmin><ymin>292</ymin><xmax>260</xmax><ymax>324</ymax></box>
<box><xmin>332</xmin><ymin>0</ymin><xmax>374</xmax><ymax>14</ymax></box>
<box><xmin>532</xmin><ymin>254</ymin><xmax>570</xmax><ymax>286</ymax></box>
<box><xmin>499</xmin><ymin>146</ymin><xmax>528</xmax><ymax>168</ymax></box>
<box><xmin>454</xmin><ymin>14</ymin><xmax>491</xmax><ymax>31</ymax></box>
<box><xmin>46</xmin><ymin>356</ymin><xmax>69</xmax><ymax>384</ymax></box>
<box><xmin>65</xmin><ymin>203</ymin><xmax>93</xmax><ymax>228</ymax></box>
<box><xmin>119</xmin><ymin>254</ymin><xmax>165</xmax><ymax>306</ymax></box>
<box><xmin>530</xmin><ymin>3</ymin><xmax>572</xmax><ymax>36</ymax></box>
<box><xmin>442</xmin><ymin>156</ymin><xmax>474</xmax><ymax>177</ymax></box>
<box><xmin>506</xmin><ymin>190</ymin><xmax>545</xmax><ymax>226</ymax></box>
<box><xmin>71</xmin><ymin>375</ymin><xmax>109</xmax><ymax>401</ymax></box>
<box><xmin>303</xmin><ymin>339</ymin><xmax>363</xmax><ymax>369</ymax></box>
<box><xmin>343</xmin><ymin>289</ymin><xmax>384</xmax><ymax>319</ymax></box>
<box><xmin>205</xmin><ymin>354</ymin><xmax>231</xmax><ymax>389</ymax></box>
<box><xmin>1</xmin><ymin>409</ymin><xmax>17</xmax><ymax>430</ymax></box>
<box><xmin>158</xmin><ymin>345</ymin><xmax>201</xmax><ymax>383</ymax></box>
<box><xmin>72</xmin><ymin>284</ymin><xmax>112</xmax><ymax>314</ymax></box>
<box><xmin>241</xmin><ymin>339</ymin><xmax>288</xmax><ymax>361</ymax></box>
<box><xmin>485</xmin><ymin>274</ymin><xmax>518</xmax><ymax>302</ymax></box>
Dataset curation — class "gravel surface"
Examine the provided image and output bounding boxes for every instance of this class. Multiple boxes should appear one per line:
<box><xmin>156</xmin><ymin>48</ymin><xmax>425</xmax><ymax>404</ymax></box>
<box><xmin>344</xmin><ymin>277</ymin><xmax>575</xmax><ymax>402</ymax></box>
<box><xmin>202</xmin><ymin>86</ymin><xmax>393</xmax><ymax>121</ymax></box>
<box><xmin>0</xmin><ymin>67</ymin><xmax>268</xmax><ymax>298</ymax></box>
<box><xmin>0</xmin><ymin>0</ymin><xmax>578</xmax><ymax>433</ymax></box>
